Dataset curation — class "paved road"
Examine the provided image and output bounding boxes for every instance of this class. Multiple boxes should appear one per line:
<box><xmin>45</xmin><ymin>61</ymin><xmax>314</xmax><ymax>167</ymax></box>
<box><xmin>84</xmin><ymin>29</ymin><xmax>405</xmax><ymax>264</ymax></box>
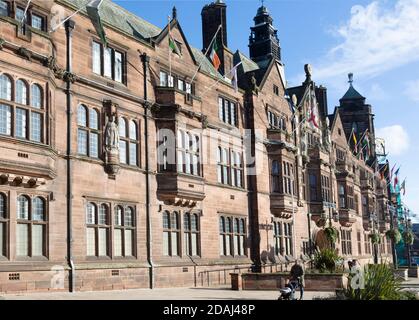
<box><xmin>0</xmin><ymin>286</ymin><xmax>335</xmax><ymax>300</ymax></box>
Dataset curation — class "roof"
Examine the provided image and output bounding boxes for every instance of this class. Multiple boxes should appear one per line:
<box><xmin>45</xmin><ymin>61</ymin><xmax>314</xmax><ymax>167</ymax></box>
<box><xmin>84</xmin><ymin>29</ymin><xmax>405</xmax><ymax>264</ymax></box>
<box><xmin>190</xmin><ymin>47</ymin><xmax>224</xmax><ymax>80</ymax></box>
<box><xmin>60</xmin><ymin>0</ymin><xmax>224</xmax><ymax>81</ymax></box>
<box><xmin>60</xmin><ymin>0</ymin><xmax>162</xmax><ymax>40</ymax></box>
<box><xmin>340</xmin><ymin>84</ymin><xmax>365</xmax><ymax>101</ymax></box>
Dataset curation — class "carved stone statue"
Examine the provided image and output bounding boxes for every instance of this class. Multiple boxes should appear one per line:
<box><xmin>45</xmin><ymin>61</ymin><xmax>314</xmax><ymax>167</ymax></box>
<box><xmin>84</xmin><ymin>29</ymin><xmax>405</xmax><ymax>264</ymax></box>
<box><xmin>300</xmin><ymin>126</ymin><xmax>308</xmax><ymax>156</ymax></box>
<box><xmin>105</xmin><ymin>115</ymin><xmax>120</xmax><ymax>152</ymax></box>
<box><xmin>323</xmin><ymin>117</ymin><xmax>332</xmax><ymax>151</ymax></box>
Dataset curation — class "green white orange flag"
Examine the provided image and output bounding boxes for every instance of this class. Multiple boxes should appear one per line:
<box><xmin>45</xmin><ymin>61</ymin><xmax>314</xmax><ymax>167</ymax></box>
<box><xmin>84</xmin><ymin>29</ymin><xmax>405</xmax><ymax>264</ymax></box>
<box><xmin>210</xmin><ymin>39</ymin><xmax>221</xmax><ymax>70</ymax></box>
<box><xmin>169</xmin><ymin>35</ymin><xmax>181</xmax><ymax>56</ymax></box>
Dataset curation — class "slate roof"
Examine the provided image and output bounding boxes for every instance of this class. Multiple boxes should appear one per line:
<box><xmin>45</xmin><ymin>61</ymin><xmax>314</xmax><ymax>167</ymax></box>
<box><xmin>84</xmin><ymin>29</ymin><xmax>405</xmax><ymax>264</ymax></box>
<box><xmin>340</xmin><ymin>84</ymin><xmax>365</xmax><ymax>101</ymax></box>
<box><xmin>60</xmin><ymin>0</ymin><xmax>225</xmax><ymax>80</ymax></box>
<box><xmin>60</xmin><ymin>0</ymin><xmax>162</xmax><ymax>40</ymax></box>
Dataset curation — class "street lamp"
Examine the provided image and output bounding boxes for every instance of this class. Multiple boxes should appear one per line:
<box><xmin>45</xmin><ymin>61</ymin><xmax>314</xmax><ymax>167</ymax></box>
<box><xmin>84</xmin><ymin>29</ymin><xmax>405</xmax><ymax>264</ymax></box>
<box><xmin>369</xmin><ymin>212</ymin><xmax>379</xmax><ymax>264</ymax></box>
<box><xmin>400</xmin><ymin>208</ymin><xmax>413</xmax><ymax>267</ymax></box>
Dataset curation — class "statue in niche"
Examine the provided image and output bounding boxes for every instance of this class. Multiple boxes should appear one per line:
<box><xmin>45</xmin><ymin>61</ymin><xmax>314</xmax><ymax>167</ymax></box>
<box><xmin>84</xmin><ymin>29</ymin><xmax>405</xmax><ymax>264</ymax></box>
<box><xmin>300</xmin><ymin>126</ymin><xmax>308</xmax><ymax>156</ymax></box>
<box><xmin>105</xmin><ymin>114</ymin><xmax>120</xmax><ymax>152</ymax></box>
<box><xmin>323</xmin><ymin>117</ymin><xmax>332</xmax><ymax>152</ymax></box>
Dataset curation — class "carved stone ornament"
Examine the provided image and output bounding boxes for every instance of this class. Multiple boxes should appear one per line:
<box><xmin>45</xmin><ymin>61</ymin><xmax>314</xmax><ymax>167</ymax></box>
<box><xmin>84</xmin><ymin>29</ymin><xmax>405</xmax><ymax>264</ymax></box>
<box><xmin>323</xmin><ymin>117</ymin><xmax>332</xmax><ymax>152</ymax></box>
<box><xmin>201</xmin><ymin>115</ymin><xmax>209</xmax><ymax>129</ymax></box>
<box><xmin>18</xmin><ymin>47</ymin><xmax>32</xmax><ymax>60</ymax></box>
<box><xmin>0</xmin><ymin>38</ymin><xmax>5</xmax><ymax>50</ymax></box>
<box><xmin>103</xmin><ymin>100</ymin><xmax>121</xmax><ymax>175</ymax></box>
<box><xmin>249</xmin><ymin>72</ymin><xmax>259</xmax><ymax>94</ymax></box>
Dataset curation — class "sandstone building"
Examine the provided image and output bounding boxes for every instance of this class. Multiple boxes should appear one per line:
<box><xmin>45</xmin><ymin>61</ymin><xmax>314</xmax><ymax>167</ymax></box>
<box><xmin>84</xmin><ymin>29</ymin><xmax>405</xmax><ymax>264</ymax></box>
<box><xmin>0</xmin><ymin>0</ymin><xmax>392</xmax><ymax>293</ymax></box>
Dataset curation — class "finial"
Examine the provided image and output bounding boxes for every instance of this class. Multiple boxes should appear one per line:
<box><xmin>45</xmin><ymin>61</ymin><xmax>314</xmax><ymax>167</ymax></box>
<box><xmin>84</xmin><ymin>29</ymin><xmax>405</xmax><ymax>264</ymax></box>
<box><xmin>348</xmin><ymin>73</ymin><xmax>354</xmax><ymax>86</ymax></box>
<box><xmin>172</xmin><ymin>6</ymin><xmax>177</xmax><ymax>20</ymax></box>
<box><xmin>304</xmin><ymin>64</ymin><xmax>312</xmax><ymax>82</ymax></box>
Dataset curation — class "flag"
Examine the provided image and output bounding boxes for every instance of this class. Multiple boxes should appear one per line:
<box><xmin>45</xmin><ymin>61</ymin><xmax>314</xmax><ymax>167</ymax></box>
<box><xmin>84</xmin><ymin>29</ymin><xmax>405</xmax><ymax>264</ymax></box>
<box><xmin>229</xmin><ymin>62</ymin><xmax>242</xmax><ymax>92</ymax></box>
<box><xmin>308</xmin><ymin>93</ymin><xmax>319</xmax><ymax>128</ymax></box>
<box><xmin>390</xmin><ymin>163</ymin><xmax>396</xmax><ymax>180</ymax></box>
<box><xmin>87</xmin><ymin>0</ymin><xmax>107</xmax><ymax>46</ymax></box>
<box><xmin>352</xmin><ymin>132</ymin><xmax>358</xmax><ymax>154</ymax></box>
<box><xmin>394</xmin><ymin>166</ymin><xmax>401</xmax><ymax>177</ymax></box>
<box><xmin>21</xmin><ymin>0</ymin><xmax>32</xmax><ymax>24</ymax></box>
<box><xmin>362</xmin><ymin>132</ymin><xmax>370</xmax><ymax>159</ymax></box>
<box><xmin>169</xmin><ymin>35</ymin><xmax>181</xmax><ymax>56</ymax></box>
<box><xmin>401</xmin><ymin>179</ymin><xmax>406</xmax><ymax>195</ymax></box>
<box><xmin>210</xmin><ymin>39</ymin><xmax>221</xmax><ymax>70</ymax></box>
<box><xmin>394</xmin><ymin>175</ymin><xmax>399</xmax><ymax>189</ymax></box>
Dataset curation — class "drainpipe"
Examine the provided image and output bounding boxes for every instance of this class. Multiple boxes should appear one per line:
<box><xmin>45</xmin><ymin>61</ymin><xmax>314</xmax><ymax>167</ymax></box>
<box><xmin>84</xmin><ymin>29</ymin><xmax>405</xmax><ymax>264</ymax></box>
<box><xmin>65</xmin><ymin>19</ymin><xmax>76</xmax><ymax>292</ymax></box>
<box><xmin>141</xmin><ymin>53</ymin><xmax>154</xmax><ymax>289</ymax></box>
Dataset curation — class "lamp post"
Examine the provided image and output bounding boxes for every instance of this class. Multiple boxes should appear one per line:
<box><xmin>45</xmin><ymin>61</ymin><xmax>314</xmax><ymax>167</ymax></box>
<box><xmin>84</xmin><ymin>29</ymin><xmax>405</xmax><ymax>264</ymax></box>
<box><xmin>387</xmin><ymin>201</ymin><xmax>398</xmax><ymax>269</ymax></box>
<box><xmin>369</xmin><ymin>212</ymin><xmax>379</xmax><ymax>264</ymax></box>
<box><xmin>401</xmin><ymin>208</ymin><xmax>413</xmax><ymax>267</ymax></box>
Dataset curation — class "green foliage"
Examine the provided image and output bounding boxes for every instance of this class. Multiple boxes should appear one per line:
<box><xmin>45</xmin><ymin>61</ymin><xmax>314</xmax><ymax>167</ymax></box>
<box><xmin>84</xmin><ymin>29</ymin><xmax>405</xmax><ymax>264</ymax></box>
<box><xmin>344</xmin><ymin>264</ymin><xmax>403</xmax><ymax>300</ymax></box>
<box><xmin>369</xmin><ymin>232</ymin><xmax>381</xmax><ymax>244</ymax></box>
<box><xmin>403</xmin><ymin>231</ymin><xmax>414</xmax><ymax>245</ymax></box>
<box><xmin>386</xmin><ymin>229</ymin><xmax>402</xmax><ymax>244</ymax></box>
<box><xmin>324</xmin><ymin>227</ymin><xmax>339</xmax><ymax>245</ymax></box>
<box><xmin>399</xmin><ymin>291</ymin><xmax>418</xmax><ymax>300</ymax></box>
<box><xmin>313</xmin><ymin>248</ymin><xmax>343</xmax><ymax>273</ymax></box>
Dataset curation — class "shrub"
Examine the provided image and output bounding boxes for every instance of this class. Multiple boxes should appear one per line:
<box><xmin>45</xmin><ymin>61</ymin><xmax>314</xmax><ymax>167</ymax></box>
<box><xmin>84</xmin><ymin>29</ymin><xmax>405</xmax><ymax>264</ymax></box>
<box><xmin>369</xmin><ymin>232</ymin><xmax>381</xmax><ymax>244</ymax></box>
<box><xmin>403</xmin><ymin>231</ymin><xmax>414</xmax><ymax>245</ymax></box>
<box><xmin>324</xmin><ymin>227</ymin><xmax>339</xmax><ymax>245</ymax></box>
<box><xmin>313</xmin><ymin>248</ymin><xmax>343</xmax><ymax>273</ymax></box>
<box><xmin>386</xmin><ymin>229</ymin><xmax>401</xmax><ymax>244</ymax></box>
<box><xmin>344</xmin><ymin>264</ymin><xmax>403</xmax><ymax>300</ymax></box>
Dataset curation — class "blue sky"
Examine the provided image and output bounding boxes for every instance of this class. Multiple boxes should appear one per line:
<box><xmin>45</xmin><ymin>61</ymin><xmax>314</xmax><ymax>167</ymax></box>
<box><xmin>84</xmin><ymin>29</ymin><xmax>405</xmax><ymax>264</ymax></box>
<box><xmin>114</xmin><ymin>0</ymin><xmax>419</xmax><ymax>220</ymax></box>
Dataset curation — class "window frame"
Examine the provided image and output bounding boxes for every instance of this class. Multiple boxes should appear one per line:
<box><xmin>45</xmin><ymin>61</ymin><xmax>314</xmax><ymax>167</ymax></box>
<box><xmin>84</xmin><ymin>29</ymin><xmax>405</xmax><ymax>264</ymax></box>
<box><xmin>0</xmin><ymin>192</ymin><xmax>9</xmax><ymax>259</ymax></box>
<box><xmin>218</xmin><ymin>96</ymin><xmax>238</xmax><ymax>127</ymax></box>
<box><xmin>15</xmin><ymin>194</ymin><xmax>48</xmax><ymax>259</ymax></box>
<box><xmin>77</xmin><ymin>105</ymin><xmax>100</xmax><ymax>158</ymax></box>
<box><xmin>0</xmin><ymin>75</ymin><xmax>45</xmax><ymax>143</ymax></box>
<box><xmin>183</xmin><ymin>212</ymin><xmax>200</xmax><ymax>257</ymax></box>
<box><xmin>162</xmin><ymin>211</ymin><xmax>180</xmax><ymax>257</ymax></box>
<box><xmin>219</xmin><ymin>215</ymin><xmax>246</xmax><ymax>257</ymax></box>
<box><xmin>91</xmin><ymin>40</ymin><xmax>126</xmax><ymax>84</ymax></box>
<box><xmin>118</xmin><ymin>117</ymin><xmax>140</xmax><ymax>166</ymax></box>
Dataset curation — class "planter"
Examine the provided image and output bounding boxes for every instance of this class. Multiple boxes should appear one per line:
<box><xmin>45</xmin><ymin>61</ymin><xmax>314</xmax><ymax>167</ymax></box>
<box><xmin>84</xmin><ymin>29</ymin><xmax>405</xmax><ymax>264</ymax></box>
<box><xmin>394</xmin><ymin>269</ymin><xmax>408</xmax><ymax>281</ymax></box>
<box><xmin>240</xmin><ymin>272</ymin><xmax>347</xmax><ymax>291</ymax></box>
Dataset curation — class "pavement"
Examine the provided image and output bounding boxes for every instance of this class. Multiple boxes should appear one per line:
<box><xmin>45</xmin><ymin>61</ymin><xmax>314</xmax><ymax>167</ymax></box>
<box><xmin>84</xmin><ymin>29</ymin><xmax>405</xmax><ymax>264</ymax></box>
<box><xmin>1</xmin><ymin>278</ymin><xmax>418</xmax><ymax>300</ymax></box>
<box><xmin>0</xmin><ymin>286</ymin><xmax>335</xmax><ymax>300</ymax></box>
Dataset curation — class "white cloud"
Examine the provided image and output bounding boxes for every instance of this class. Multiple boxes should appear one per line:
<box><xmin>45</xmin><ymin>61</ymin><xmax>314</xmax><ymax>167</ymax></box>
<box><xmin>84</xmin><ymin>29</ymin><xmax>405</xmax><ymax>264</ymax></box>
<box><xmin>376</xmin><ymin>125</ymin><xmax>410</xmax><ymax>156</ymax></box>
<box><xmin>404</xmin><ymin>79</ymin><xmax>419</xmax><ymax>102</ymax></box>
<box><xmin>313</xmin><ymin>0</ymin><xmax>419</xmax><ymax>82</ymax></box>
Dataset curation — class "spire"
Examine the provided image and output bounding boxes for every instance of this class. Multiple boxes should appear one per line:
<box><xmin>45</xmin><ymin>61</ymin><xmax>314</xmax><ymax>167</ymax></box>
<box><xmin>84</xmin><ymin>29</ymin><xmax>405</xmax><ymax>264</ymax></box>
<box><xmin>172</xmin><ymin>6</ymin><xmax>177</xmax><ymax>20</ymax></box>
<box><xmin>340</xmin><ymin>73</ymin><xmax>365</xmax><ymax>102</ymax></box>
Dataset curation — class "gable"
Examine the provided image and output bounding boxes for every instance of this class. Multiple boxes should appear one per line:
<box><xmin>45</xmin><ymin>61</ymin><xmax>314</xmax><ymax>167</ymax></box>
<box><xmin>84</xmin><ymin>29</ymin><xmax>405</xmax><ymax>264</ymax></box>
<box><xmin>259</xmin><ymin>60</ymin><xmax>286</xmax><ymax>93</ymax></box>
<box><xmin>154</xmin><ymin>20</ymin><xmax>197</xmax><ymax>68</ymax></box>
<box><xmin>331</xmin><ymin>110</ymin><xmax>349</xmax><ymax>148</ymax></box>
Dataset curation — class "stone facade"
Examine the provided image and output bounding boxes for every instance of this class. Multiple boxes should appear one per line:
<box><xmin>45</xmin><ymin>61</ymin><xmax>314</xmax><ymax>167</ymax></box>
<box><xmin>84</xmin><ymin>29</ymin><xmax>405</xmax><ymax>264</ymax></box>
<box><xmin>0</xmin><ymin>0</ymin><xmax>392</xmax><ymax>293</ymax></box>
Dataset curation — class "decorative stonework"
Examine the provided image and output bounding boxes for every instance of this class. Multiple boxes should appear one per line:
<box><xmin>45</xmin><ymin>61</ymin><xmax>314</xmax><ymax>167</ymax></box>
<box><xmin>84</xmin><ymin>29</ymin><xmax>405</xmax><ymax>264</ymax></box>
<box><xmin>44</xmin><ymin>55</ymin><xmax>78</xmax><ymax>83</ymax></box>
<box><xmin>103</xmin><ymin>100</ymin><xmax>121</xmax><ymax>175</ymax></box>
<box><xmin>0</xmin><ymin>38</ymin><xmax>5</xmax><ymax>50</ymax></box>
<box><xmin>0</xmin><ymin>173</ymin><xmax>46</xmax><ymax>188</ymax></box>
<box><xmin>17</xmin><ymin>47</ymin><xmax>32</xmax><ymax>60</ymax></box>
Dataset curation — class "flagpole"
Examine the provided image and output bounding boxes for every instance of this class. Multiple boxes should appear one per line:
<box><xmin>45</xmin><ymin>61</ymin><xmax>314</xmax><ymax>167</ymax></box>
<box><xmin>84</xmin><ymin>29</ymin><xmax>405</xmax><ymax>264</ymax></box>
<box><xmin>168</xmin><ymin>16</ymin><xmax>172</xmax><ymax>79</ymax></box>
<box><xmin>200</xmin><ymin>61</ymin><xmax>242</xmax><ymax>96</ymax></box>
<box><xmin>21</xmin><ymin>0</ymin><xmax>32</xmax><ymax>25</ymax></box>
<box><xmin>354</xmin><ymin>129</ymin><xmax>369</xmax><ymax>152</ymax></box>
<box><xmin>347</xmin><ymin>126</ymin><xmax>354</xmax><ymax>145</ymax></box>
<box><xmin>190</xmin><ymin>24</ymin><xmax>222</xmax><ymax>85</ymax></box>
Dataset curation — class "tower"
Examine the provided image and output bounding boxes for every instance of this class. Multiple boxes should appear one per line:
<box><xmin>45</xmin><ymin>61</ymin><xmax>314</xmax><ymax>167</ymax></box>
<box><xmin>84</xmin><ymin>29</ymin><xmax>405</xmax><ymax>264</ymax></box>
<box><xmin>338</xmin><ymin>73</ymin><xmax>376</xmax><ymax>163</ymax></box>
<box><xmin>201</xmin><ymin>1</ymin><xmax>230</xmax><ymax>75</ymax></box>
<box><xmin>248</xmin><ymin>5</ymin><xmax>281</xmax><ymax>63</ymax></box>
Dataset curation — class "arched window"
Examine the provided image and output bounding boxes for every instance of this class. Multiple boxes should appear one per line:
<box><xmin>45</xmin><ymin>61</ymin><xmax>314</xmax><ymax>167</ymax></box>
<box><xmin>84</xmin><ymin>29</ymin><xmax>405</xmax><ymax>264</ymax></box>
<box><xmin>31</xmin><ymin>84</ymin><xmax>42</xmax><ymax>109</ymax></box>
<box><xmin>16</xmin><ymin>195</ymin><xmax>47</xmax><ymax>257</ymax></box>
<box><xmin>98</xmin><ymin>204</ymin><xmax>108</xmax><ymax>225</ymax></box>
<box><xmin>32</xmin><ymin>197</ymin><xmax>45</xmax><ymax>221</ymax></box>
<box><xmin>184</xmin><ymin>213</ymin><xmax>200</xmax><ymax>256</ymax></box>
<box><xmin>219</xmin><ymin>216</ymin><xmax>232</xmax><ymax>256</ymax></box>
<box><xmin>114</xmin><ymin>205</ymin><xmax>135</xmax><ymax>257</ymax></box>
<box><xmin>16</xmin><ymin>79</ymin><xmax>28</xmax><ymax>105</ymax></box>
<box><xmin>119</xmin><ymin>117</ymin><xmax>127</xmax><ymax>137</ymax></box>
<box><xmin>77</xmin><ymin>105</ymin><xmax>99</xmax><ymax>157</ymax></box>
<box><xmin>0</xmin><ymin>103</ymin><xmax>11</xmax><ymax>136</ymax></box>
<box><xmin>86</xmin><ymin>202</ymin><xmax>109</xmax><ymax>257</ymax></box>
<box><xmin>0</xmin><ymin>192</ymin><xmax>6</xmax><ymax>257</ymax></box>
<box><xmin>17</xmin><ymin>195</ymin><xmax>29</xmax><ymax>220</ymax></box>
<box><xmin>0</xmin><ymin>74</ymin><xmax>12</xmax><ymax>101</ymax></box>
<box><xmin>115</xmin><ymin>205</ymin><xmax>123</xmax><ymax>226</ymax></box>
<box><xmin>0</xmin><ymin>193</ymin><xmax>5</xmax><ymax>219</ymax></box>
<box><xmin>128</xmin><ymin>120</ymin><xmax>138</xmax><ymax>166</ymax></box>
<box><xmin>163</xmin><ymin>211</ymin><xmax>180</xmax><ymax>256</ymax></box>
<box><xmin>77</xmin><ymin>105</ymin><xmax>88</xmax><ymax>127</ymax></box>
<box><xmin>217</xmin><ymin>147</ymin><xmax>229</xmax><ymax>184</ymax></box>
